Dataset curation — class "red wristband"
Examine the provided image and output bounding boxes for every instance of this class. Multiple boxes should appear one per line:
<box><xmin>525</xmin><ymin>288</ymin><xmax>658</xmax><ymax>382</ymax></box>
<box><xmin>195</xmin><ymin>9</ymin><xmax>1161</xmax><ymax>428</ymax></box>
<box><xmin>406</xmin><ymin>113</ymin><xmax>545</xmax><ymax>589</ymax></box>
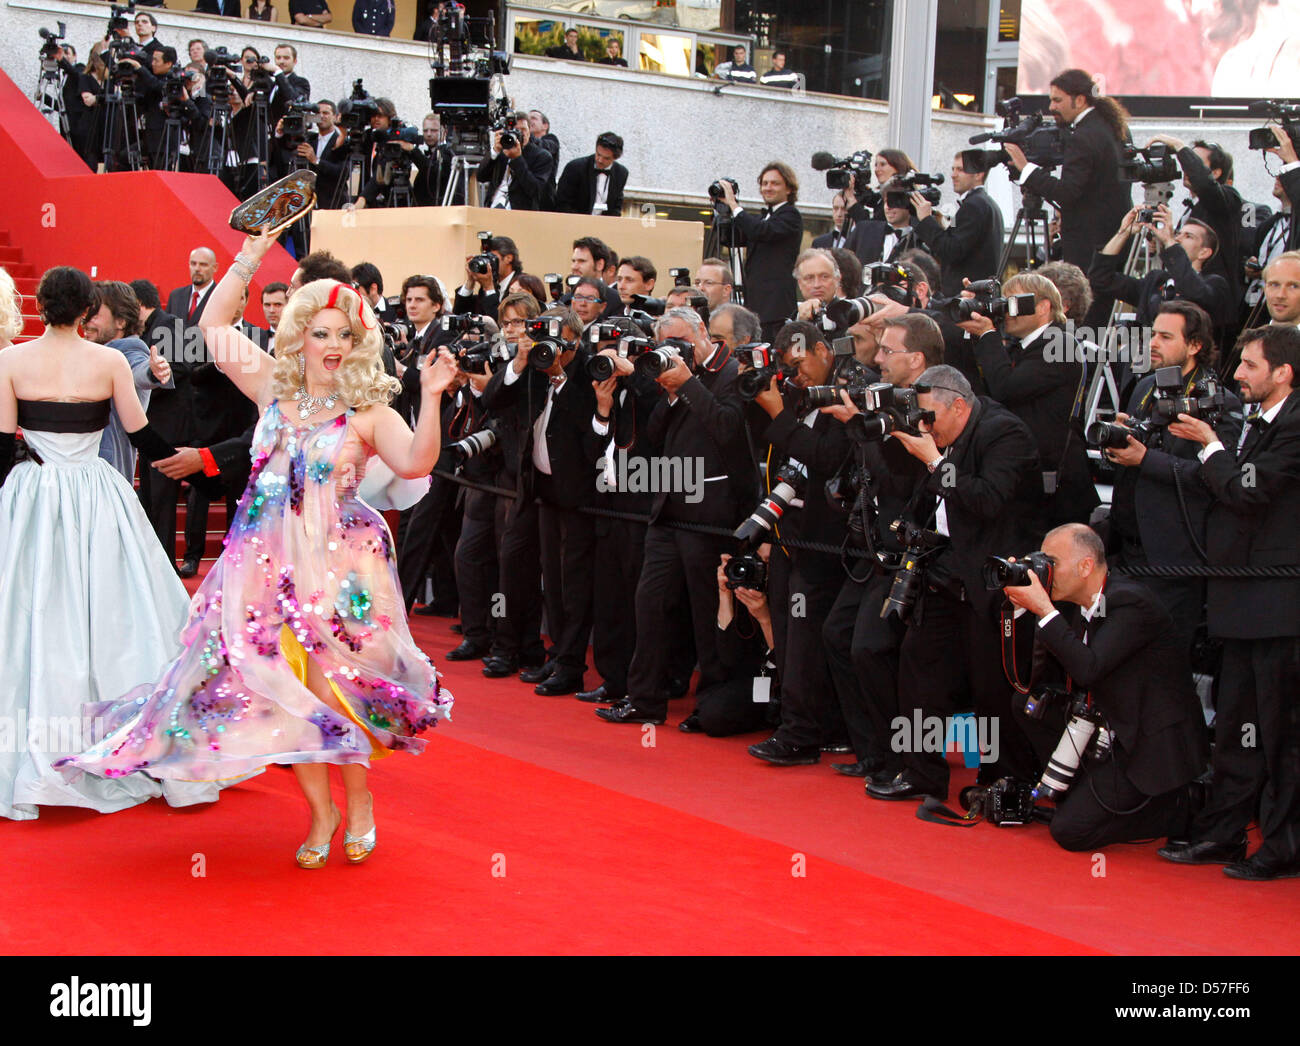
<box><xmin>199</xmin><ymin>447</ymin><xmax>220</xmax><ymax>477</ymax></box>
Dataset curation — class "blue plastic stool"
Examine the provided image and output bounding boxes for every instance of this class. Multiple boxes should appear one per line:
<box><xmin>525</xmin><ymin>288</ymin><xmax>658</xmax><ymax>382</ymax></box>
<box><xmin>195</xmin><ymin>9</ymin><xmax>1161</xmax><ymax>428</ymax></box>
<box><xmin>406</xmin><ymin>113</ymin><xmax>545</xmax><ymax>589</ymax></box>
<box><xmin>946</xmin><ymin>712</ymin><xmax>982</xmax><ymax>769</ymax></box>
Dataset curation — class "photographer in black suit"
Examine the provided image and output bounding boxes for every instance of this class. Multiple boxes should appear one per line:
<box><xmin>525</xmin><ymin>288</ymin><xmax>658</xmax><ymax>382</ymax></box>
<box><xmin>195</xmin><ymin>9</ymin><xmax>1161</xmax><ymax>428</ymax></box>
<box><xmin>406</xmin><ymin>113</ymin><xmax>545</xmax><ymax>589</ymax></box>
<box><xmin>1159</xmin><ymin>324</ymin><xmax>1300</xmax><ymax>880</ymax></box>
<box><xmin>1102</xmin><ymin>302</ymin><xmax>1242</xmax><ymax>650</ymax></box>
<box><xmin>453</xmin><ymin>236</ymin><xmax>526</xmax><ymax>320</ymax></box>
<box><xmin>412</xmin><ymin>112</ymin><xmax>462</xmax><ymax>206</ymax></box>
<box><xmin>716</xmin><ymin>163</ymin><xmax>804</xmax><ymax>341</ymax></box>
<box><xmin>1005</xmin><ymin>68</ymin><xmax>1133</xmax><ymax>321</ymax></box>
<box><xmin>867</xmin><ymin>365</ymin><xmax>1044</xmax><ymax>801</ymax></box>
<box><xmin>1003</xmin><ymin>524</ymin><xmax>1208</xmax><ymax>851</ymax></box>
<box><xmin>960</xmin><ymin>272</ymin><xmax>1097</xmax><ymax>529</ymax></box>
<box><xmin>597</xmin><ymin>307</ymin><xmax>755</xmax><ymax>725</ymax></box>
<box><xmin>846</xmin><ymin>189</ymin><xmax>920</xmax><ymax>267</ymax></box>
<box><xmin>554</xmin><ymin>132</ymin><xmax>628</xmax><ymax>217</ymax></box>
<box><xmin>488</xmin><ymin>306</ymin><xmax>599</xmax><ymax>695</ymax></box>
<box><xmin>477</xmin><ymin>112</ymin><xmax>554</xmax><ymax>211</ymax></box>
<box><xmin>913</xmin><ymin>150</ymin><xmax>1004</xmax><ymax>296</ymax></box>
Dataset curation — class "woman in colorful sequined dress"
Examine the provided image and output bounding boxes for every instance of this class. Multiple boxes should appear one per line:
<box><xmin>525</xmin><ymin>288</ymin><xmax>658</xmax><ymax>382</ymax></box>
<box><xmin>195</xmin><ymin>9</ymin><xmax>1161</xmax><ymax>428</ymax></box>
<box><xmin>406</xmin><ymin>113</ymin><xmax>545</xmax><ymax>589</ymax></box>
<box><xmin>59</xmin><ymin>231</ymin><xmax>459</xmax><ymax>867</ymax></box>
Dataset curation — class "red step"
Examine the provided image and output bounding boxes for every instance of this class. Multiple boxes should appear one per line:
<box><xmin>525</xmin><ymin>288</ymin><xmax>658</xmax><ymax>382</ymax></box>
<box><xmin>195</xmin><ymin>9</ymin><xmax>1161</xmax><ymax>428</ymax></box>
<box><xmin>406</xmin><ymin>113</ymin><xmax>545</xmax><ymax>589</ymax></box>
<box><xmin>20</xmin><ymin>314</ymin><xmax>41</xmax><ymax>337</ymax></box>
<box><xmin>12</xmin><ymin>277</ymin><xmax>36</xmax><ymax>295</ymax></box>
<box><xmin>0</xmin><ymin>246</ymin><xmax>22</xmax><ymax>265</ymax></box>
<box><xmin>2</xmin><ymin>262</ymin><xmax>34</xmax><ymax>278</ymax></box>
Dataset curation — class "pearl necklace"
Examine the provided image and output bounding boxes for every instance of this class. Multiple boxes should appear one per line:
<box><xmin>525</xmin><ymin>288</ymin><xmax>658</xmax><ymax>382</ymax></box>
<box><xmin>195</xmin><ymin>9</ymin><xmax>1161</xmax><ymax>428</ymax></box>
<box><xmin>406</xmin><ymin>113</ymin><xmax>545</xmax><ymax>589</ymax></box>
<box><xmin>294</xmin><ymin>385</ymin><xmax>338</xmax><ymax>420</ymax></box>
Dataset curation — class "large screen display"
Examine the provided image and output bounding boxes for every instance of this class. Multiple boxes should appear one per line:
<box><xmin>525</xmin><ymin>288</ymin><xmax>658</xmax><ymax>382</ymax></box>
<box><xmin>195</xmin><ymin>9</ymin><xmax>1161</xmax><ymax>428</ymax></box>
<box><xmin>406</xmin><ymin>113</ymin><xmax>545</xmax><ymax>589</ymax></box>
<box><xmin>1019</xmin><ymin>0</ymin><xmax>1300</xmax><ymax>98</ymax></box>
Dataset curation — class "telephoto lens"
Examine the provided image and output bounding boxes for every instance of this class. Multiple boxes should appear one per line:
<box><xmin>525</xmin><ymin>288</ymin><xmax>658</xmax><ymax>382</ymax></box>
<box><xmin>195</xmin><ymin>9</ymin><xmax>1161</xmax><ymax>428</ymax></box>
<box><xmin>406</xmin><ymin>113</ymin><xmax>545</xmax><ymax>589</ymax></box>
<box><xmin>1032</xmin><ymin>711</ymin><xmax>1100</xmax><ymax>800</ymax></box>
<box><xmin>824</xmin><ymin>296</ymin><xmax>876</xmax><ymax>328</ymax></box>
<box><xmin>1085</xmin><ymin>420</ymin><xmax>1135</xmax><ymax>449</ymax></box>
<box><xmin>733</xmin><ymin>462</ymin><xmax>807</xmax><ymax>544</ymax></box>
<box><xmin>448</xmin><ymin>428</ymin><xmax>497</xmax><ymax>466</ymax></box>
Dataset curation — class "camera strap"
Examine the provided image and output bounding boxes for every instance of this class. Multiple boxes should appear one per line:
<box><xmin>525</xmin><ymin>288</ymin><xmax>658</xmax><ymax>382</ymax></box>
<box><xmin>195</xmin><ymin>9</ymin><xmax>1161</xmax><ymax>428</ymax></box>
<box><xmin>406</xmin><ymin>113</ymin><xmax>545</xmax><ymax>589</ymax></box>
<box><xmin>999</xmin><ymin>599</ymin><xmax>1033</xmax><ymax>696</ymax></box>
<box><xmin>915</xmin><ymin>796</ymin><xmax>983</xmax><ymax>827</ymax></box>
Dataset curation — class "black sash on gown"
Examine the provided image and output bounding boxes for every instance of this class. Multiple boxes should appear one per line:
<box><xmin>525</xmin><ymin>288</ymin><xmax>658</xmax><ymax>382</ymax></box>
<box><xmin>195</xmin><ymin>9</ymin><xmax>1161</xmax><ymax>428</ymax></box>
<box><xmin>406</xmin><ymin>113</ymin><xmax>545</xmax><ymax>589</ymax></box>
<box><xmin>15</xmin><ymin>400</ymin><xmax>111</xmax><ymax>466</ymax></box>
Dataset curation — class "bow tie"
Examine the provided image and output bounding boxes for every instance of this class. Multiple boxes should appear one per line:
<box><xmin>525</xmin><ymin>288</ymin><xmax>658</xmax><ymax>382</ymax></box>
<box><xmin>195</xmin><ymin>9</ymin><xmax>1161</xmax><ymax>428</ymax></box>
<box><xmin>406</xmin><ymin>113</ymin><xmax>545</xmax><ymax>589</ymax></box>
<box><xmin>1246</xmin><ymin>410</ymin><xmax>1268</xmax><ymax>428</ymax></box>
<box><xmin>762</xmin><ymin>206</ymin><xmax>774</xmax><ymax>217</ymax></box>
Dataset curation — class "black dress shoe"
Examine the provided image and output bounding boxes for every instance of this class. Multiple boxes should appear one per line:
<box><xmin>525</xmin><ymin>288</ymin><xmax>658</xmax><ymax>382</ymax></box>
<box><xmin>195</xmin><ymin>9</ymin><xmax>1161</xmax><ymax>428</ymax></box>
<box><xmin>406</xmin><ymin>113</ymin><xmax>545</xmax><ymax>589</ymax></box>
<box><xmin>821</xmin><ymin>741</ymin><xmax>853</xmax><ymax>754</ymax></box>
<box><xmin>178</xmin><ymin>556</ymin><xmax>200</xmax><ymax>579</ymax></box>
<box><xmin>446</xmin><ymin>640</ymin><xmax>489</xmax><ymax>661</ymax></box>
<box><xmin>1157</xmin><ymin>837</ymin><xmax>1248</xmax><ymax>865</ymax></box>
<box><xmin>748</xmin><ymin>738</ymin><xmax>820</xmax><ymax>766</ymax></box>
<box><xmin>1223</xmin><ymin>854</ymin><xmax>1300</xmax><ymax>881</ymax></box>
<box><xmin>831</xmin><ymin>760</ymin><xmax>870</xmax><ymax>777</ymax></box>
<box><xmin>678</xmin><ymin>711</ymin><xmax>703</xmax><ymax>733</ymax></box>
<box><xmin>595</xmin><ymin>701</ymin><xmax>665</xmax><ymax>725</ymax></box>
<box><xmin>867</xmin><ymin>768</ymin><xmax>896</xmax><ymax>787</ymax></box>
<box><xmin>519</xmin><ymin>662</ymin><xmax>554</xmax><ymax>684</ymax></box>
<box><xmin>866</xmin><ymin>774</ymin><xmax>941</xmax><ymax>801</ymax></box>
<box><xmin>535</xmin><ymin>673</ymin><xmax>583</xmax><ymax>696</ymax></box>
<box><xmin>576</xmin><ymin>683</ymin><xmax>620</xmax><ymax>704</ymax></box>
<box><xmin>481</xmin><ymin>656</ymin><xmax>518</xmax><ymax>679</ymax></box>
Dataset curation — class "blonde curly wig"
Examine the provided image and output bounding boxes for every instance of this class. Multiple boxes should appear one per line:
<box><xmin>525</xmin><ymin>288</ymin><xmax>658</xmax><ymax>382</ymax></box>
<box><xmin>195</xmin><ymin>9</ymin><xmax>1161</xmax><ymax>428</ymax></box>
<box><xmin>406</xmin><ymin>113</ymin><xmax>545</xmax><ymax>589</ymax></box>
<box><xmin>0</xmin><ymin>267</ymin><xmax>23</xmax><ymax>344</ymax></box>
<box><xmin>270</xmin><ymin>279</ymin><xmax>400</xmax><ymax>410</ymax></box>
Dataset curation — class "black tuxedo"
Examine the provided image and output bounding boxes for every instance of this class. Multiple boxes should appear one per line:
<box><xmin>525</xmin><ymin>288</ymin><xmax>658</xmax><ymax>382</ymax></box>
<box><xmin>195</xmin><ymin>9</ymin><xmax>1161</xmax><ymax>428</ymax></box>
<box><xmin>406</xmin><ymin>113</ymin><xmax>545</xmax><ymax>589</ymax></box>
<box><xmin>1088</xmin><ymin>245</ymin><xmax>1235</xmax><ymax>329</ymax></box>
<box><xmin>723</xmin><ymin>203</ymin><xmax>803</xmax><ymax>331</ymax></box>
<box><xmin>267</xmin><ymin>70</ymin><xmax>311</xmax><ymax>125</ymax></box>
<box><xmin>1175</xmin><ymin>146</ymin><xmax>1243</xmax><ymax>297</ymax></box>
<box><xmin>894</xmin><ymin>397</ymin><xmax>1044</xmax><ymax>796</ymax></box>
<box><xmin>1108</xmin><ymin>367</ymin><xmax>1242</xmax><ymax>645</ymax></box>
<box><xmin>811</xmin><ymin>229</ymin><xmax>849</xmax><ymax>251</ymax></box>
<box><xmin>1021</xmin><ymin>110</ymin><xmax>1133</xmax><ymax>270</ymax></box>
<box><xmin>452</xmin><ymin>270</ymin><xmax>522</xmax><ymax>321</ymax></box>
<box><xmin>915</xmin><ymin>187</ymin><xmax>1004</xmax><ymax>295</ymax></box>
<box><xmin>1031</xmin><ymin>576</ymin><xmax>1209</xmax><ymax>850</ymax></box>
<box><xmin>1191</xmin><ymin>392</ymin><xmax>1300</xmax><ymax>865</ymax></box>
<box><xmin>167</xmin><ymin>282</ymin><xmax>216</xmax><ymax>324</ymax></box>
<box><xmin>137</xmin><ymin>307</ymin><xmax>197</xmax><ymax>561</ymax></box>
<box><xmin>302</xmin><ymin>128</ymin><xmax>346</xmax><ymax>207</ymax></box>
<box><xmin>846</xmin><ymin>220</ymin><xmax>920</xmax><ymax>267</ymax></box>
<box><xmin>412</xmin><ymin>142</ymin><xmax>462</xmax><ymax>206</ymax></box>
<box><xmin>477</xmin><ymin>141</ymin><xmax>554</xmax><ymax>211</ymax></box>
<box><xmin>554</xmin><ymin>155</ymin><xmax>627</xmax><ymax>217</ymax></box>
<box><xmin>971</xmin><ymin>324</ymin><xmax>1097</xmax><ymax>529</ymax></box>
<box><xmin>625</xmin><ymin>352</ymin><xmax>755</xmax><ymax>718</ymax></box>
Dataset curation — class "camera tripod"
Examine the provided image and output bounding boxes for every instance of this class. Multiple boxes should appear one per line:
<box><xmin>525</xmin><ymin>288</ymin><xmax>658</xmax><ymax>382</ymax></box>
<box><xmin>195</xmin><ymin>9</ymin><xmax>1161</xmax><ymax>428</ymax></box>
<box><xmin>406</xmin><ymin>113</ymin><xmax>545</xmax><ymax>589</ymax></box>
<box><xmin>442</xmin><ymin>154</ymin><xmax>481</xmax><ymax>207</ymax></box>
<box><xmin>705</xmin><ymin>205</ymin><xmax>746</xmax><ymax>305</ymax></box>
<box><xmin>240</xmin><ymin>91</ymin><xmax>272</xmax><ymax>195</ymax></box>
<box><xmin>99</xmin><ymin>76</ymin><xmax>144</xmax><ymax>173</ymax></box>
<box><xmin>201</xmin><ymin>96</ymin><xmax>234</xmax><ymax>178</ymax></box>
<box><xmin>159</xmin><ymin>107</ymin><xmax>187</xmax><ymax>172</ymax></box>
<box><xmin>997</xmin><ymin>188</ymin><xmax>1052</xmax><ymax>278</ymax></box>
<box><xmin>34</xmin><ymin>62</ymin><xmax>70</xmax><ymax>140</ymax></box>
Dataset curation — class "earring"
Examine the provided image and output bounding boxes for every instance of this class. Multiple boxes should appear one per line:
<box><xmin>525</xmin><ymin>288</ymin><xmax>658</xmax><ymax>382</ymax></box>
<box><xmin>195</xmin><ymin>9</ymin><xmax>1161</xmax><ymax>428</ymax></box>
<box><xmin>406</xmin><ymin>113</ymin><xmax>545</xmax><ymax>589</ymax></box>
<box><xmin>298</xmin><ymin>355</ymin><xmax>305</xmax><ymax>379</ymax></box>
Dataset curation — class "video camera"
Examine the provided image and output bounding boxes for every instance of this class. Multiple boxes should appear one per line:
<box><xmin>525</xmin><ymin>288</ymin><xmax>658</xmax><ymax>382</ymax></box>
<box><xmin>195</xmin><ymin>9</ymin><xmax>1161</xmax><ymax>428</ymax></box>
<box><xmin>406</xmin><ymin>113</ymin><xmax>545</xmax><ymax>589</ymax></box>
<box><xmin>341</xmin><ymin>79</ymin><xmax>381</xmax><ymax>133</ymax></box>
<box><xmin>811</xmin><ymin>149</ymin><xmax>878</xmax><ymax>207</ymax></box>
<box><xmin>1248</xmin><ymin>100</ymin><xmax>1300</xmax><ymax>153</ymax></box>
<box><xmin>1118</xmin><ymin>141</ymin><xmax>1179</xmax><ymax>184</ymax></box>
<box><xmin>281</xmin><ymin>101</ymin><xmax>321</xmax><ymax>151</ymax></box>
<box><xmin>931</xmin><ymin>279</ymin><xmax>1036</xmax><ymax>324</ymax></box>
<box><xmin>885</xmin><ymin>171</ymin><xmax>944</xmax><ymax>207</ymax></box>
<box><xmin>969</xmin><ymin>97</ymin><xmax>1065</xmax><ymax>169</ymax></box>
<box><xmin>38</xmin><ymin>22</ymin><xmax>67</xmax><ymax>69</ymax></box>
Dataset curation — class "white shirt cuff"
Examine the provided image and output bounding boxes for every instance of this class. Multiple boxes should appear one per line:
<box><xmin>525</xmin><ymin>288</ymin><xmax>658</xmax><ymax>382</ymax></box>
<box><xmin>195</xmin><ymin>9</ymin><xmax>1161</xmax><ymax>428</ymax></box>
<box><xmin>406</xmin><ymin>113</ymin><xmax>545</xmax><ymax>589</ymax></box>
<box><xmin>1018</xmin><ymin>162</ymin><xmax>1039</xmax><ymax>184</ymax></box>
<box><xmin>1198</xmin><ymin>441</ymin><xmax>1225</xmax><ymax>462</ymax></box>
<box><xmin>730</xmin><ymin>205</ymin><xmax>742</xmax><ymax>216</ymax></box>
<box><xmin>1037</xmin><ymin>609</ymin><xmax>1060</xmax><ymax>628</ymax></box>
<box><xmin>591</xmin><ymin>418</ymin><xmax>610</xmax><ymax>436</ymax></box>
<box><xmin>1282</xmin><ymin>161</ymin><xmax>1300</xmax><ymax>173</ymax></box>
<box><xmin>459</xmin><ymin>282</ymin><xmax>475</xmax><ymax>296</ymax></box>
<box><xmin>503</xmin><ymin>362</ymin><xmax>522</xmax><ymax>385</ymax></box>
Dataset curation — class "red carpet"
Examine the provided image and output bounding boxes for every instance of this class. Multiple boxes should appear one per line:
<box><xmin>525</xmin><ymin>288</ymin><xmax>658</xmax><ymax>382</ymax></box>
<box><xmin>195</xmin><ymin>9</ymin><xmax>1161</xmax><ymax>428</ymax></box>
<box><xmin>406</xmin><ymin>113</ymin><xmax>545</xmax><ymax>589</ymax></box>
<box><xmin>5</xmin><ymin>580</ymin><xmax>1297</xmax><ymax>955</ymax></box>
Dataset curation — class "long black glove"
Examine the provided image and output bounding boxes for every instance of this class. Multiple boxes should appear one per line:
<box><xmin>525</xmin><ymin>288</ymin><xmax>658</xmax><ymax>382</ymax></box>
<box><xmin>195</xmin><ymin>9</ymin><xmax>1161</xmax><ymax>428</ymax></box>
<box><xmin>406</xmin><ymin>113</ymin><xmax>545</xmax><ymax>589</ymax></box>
<box><xmin>0</xmin><ymin>432</ymin><xmax>14</xmax><ymax>488</ymax></box>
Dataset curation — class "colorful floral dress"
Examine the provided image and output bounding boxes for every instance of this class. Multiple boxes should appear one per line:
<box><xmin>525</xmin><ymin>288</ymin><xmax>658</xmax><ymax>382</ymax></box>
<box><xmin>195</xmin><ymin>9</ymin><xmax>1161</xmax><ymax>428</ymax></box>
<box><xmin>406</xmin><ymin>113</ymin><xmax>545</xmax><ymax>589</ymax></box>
<box><xmin>58</xmin><ymin>400</ymin><xmax>452</xmax><ymax>784</ymax></box>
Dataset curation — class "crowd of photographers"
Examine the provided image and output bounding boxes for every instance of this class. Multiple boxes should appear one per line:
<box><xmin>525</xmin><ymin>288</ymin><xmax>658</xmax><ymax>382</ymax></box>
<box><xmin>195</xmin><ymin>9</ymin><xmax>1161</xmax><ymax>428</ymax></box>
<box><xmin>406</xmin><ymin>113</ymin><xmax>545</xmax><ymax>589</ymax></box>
<box><xmin>25</xmin><ymin>43</ymin><xmax>1300</xmax><ymax>878</ymax></box>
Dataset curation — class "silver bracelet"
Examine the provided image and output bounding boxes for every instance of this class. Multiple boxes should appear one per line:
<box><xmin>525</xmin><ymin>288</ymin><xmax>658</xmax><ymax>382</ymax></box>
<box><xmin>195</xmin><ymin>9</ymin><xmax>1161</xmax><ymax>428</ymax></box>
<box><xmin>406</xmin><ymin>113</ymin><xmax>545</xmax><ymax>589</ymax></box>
<box><xmin>230</xmin><ymin>257</ymin><xmax>258</xmax><ymax>284</ymax></box>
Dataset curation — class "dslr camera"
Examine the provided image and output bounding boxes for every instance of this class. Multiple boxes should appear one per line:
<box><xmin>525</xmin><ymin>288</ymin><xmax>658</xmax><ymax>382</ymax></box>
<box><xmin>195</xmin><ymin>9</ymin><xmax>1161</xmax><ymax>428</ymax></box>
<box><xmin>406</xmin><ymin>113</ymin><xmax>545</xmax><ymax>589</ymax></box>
<box><xmin>802</xmin><ymin>383</ymin><xmax>934</xmax><ymax>440</ymax></box>
<box><xmin>880</xmin><ymin>519</ymin><xmax>948</xmax><ymax>621</ymax></box>
<box><xmin>736</xmin><ymin>343</ymin><xmax>786</xmax><ymax>401</ymax></box>
<box><xmin>982</xmin><ymin>551</ymin><xmax>1053</xmax><ymax>590</ymax></box>
<box><xmin>724</xmin><ymin>550</ymin><xmax>768</xmax><ymax>592</ymax></box>
<box><xmin>524</xmin><ymin>317</ymin><xmax>570</xmax><ymax>370</ymax></box>
<box><xmin>931</xmin><ymin>279</ymin><xmax>1036</xmax><ymax>324</ymax></box>
<box><xmin>708</xmin><ymin>177</ymin><xmax>739</xmax><ymax>206</ymax></box>
<box><xmin>1085</xmin><ymin>409</ymin><xmax>1156</xmax><ymax>450</ymax></box>
<box><xmin>468</xmin><ymin>230</ymin><xmax>499</xmax><ymax>280</ymax></box>
<box><xmin>586</xmin><ymin>335</ymin><xmax>653</xmax><ymax>381</ymax></box>
<box><xmin>670</xmin><ymin>267</ymin><xmax>692</xmax><ymax>288</ymax></box>
<box><xmin>635</xmin><ymin>337</ymin><xmax>693</xmax><ymax>377</ymax></box>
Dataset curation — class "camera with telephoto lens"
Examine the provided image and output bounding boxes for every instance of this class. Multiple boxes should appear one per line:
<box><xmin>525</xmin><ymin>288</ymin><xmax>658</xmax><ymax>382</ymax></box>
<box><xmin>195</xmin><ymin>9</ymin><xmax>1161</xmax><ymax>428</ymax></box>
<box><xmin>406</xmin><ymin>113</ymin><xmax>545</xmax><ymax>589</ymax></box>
<box><xmin>708</xmin><ymin>177</ymin><xmax>739</xmax><ymax>203</ymax></box>
<box><xmin>969</xmin><ymin>97</ymin><xmax>1065</xmax><ymax>169</ymax></box>
<box><xmin>803</xmin><ymin>383</ymin><xmax>934</xmax><ymax>439</ymax></box>
<box><xmin>724</xmin><ymin>551</ymin><xmax>768</xmax><ymax>592</ymax></box>
<box><xmin>630</xmin><ymin>293</ymin><xmax>665</xmax><ymax>317</ymax></box>
<box><xmin>734</xmin><ymin>461</ymin><xmax>807</xmax><ymax>545</ymax></box>
<box><xmin>736</xmin><ymin>343</ymin><xmax>785</xmax><ymax>400</ymax></box>
<box><xmin>586</xmin><ymin>335</ymin><xmax>653</xmax><ymax>380</ymax></box>
<box><xmin>525</xmin><ymin>317</ymin><xmax>569</xmax><ymax>370</ymax></box>
<box><xmin>982</xmin><ymin>551</ymin><xmax>1053</xmax><ymax>590</ymax></box>
<box><xmin>1118</xmin><ymin>141</ymin><xmax>1179</xmax><ymax>184</ymax></box>
<box><xmin>670</xmin><ymin>267</ymin><xmax>692</xmax><ymax>287</ymax></box>
<box><xmin>1247</xmin><ymin>100</ymin><xmax>1300</xmax><ymax>153</ymax></box>
<box><xmin>931</xmin><ymin>279</ymin><xmax>1037</xmax><ymax>324</ymax></box>
<box><xmin>1033</xmin><ymin>698</ymin><xmax>1112</xmax><ymax>801</ymax></box>
<box><xmin>1086</xmin><ymin>409</ymin><xmax>1155</xmax><ymax>449</ymax></box>
<box><xmin>886</xmin><ymin>171</ymin><xmax>944</xmax><ymax>206</ymax></box>
<box><xmin>811</xmin><ymin>148</ymin><xmax>878</xmax><ymax>206</ymax></box>
<box><xmin>879</xmin><ymin>519</ymin><xmax>948</xmax><ymax>621</ymax></box>
<box><xmin>635</xmin><ymin>337</ymin><xmax>693</xmax><ymax>377</ymax></box>
<box><xmin>382</xmin><ymin>319</ymin><xmax>415</xmax><ymax>347</ymax></box>
<box><xmin>823</xmin><ymin>295</ymin><xmax>879</xmax><ymax>329</ymax></box>
<box><xmin>446</xmin><ymin>425</ymin><xmax>498</xmax><ymax>467</ymax></box>
<box><xmin>1144</xmin><ymin>364</ymin><xmax>1227</xmax><ymax>427</ymax></box>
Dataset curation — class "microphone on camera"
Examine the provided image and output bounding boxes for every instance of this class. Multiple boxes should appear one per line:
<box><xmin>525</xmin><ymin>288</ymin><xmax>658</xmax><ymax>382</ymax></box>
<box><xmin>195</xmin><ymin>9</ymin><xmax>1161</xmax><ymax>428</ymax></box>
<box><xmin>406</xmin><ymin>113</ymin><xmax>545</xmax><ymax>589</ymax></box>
<box><xmin>810</xmin><ymin>151</ymin><xmax>839</xmax><ymax>171</ymax></box>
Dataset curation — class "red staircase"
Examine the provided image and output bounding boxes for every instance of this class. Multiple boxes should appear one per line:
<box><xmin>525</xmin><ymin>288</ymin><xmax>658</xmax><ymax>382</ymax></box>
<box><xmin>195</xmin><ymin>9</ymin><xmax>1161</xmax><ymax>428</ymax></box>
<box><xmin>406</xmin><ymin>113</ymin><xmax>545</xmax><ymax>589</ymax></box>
<box><xmin>0</xmin><ymin>230</ymin><xmax>42</xmax><ymax>341</ymax></box>
<box><xmin>175</xmin><ymin>497</ymin><xmax>231</xmax><ymax>566</ymax></box>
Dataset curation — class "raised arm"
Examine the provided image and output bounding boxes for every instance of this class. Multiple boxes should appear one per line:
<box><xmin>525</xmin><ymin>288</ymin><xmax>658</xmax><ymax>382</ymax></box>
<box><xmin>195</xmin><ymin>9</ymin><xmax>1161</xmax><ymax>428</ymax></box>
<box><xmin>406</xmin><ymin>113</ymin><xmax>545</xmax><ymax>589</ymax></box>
<box><xmin>200</xmin><ymin>230</ymin><xmax>279</xmax><ymax>406</ymax></box>
<box><xmin>362</xmin><ymin>348</ymin><xmax>458</xmax><ymax>478</ymax></box>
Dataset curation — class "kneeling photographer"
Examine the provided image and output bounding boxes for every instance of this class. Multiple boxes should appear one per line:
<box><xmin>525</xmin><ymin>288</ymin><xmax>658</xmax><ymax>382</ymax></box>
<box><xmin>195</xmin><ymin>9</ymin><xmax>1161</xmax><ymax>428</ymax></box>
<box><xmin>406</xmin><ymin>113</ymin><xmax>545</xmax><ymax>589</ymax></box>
<box><xmin>1093</xmin><ymin>301</ymin><xmax>1241</xmax><ymax>651</ymax></box>
<box><xmin>866</xmin><ymin>365</ymin><xmax>1044</xmax><ymax>802</ymax></box>
<box><xmin>1001</xmin><ymin>524</ymin><xmax>1208</xmax><ymax>851</ymax></box>
<box><xmin>740</xmin><ymin>321</ymin><xmax>855</xmax><ymax>765</ymax></box>
<box><xmin>820</xmin><ymin>314</ymin><xmax>943</xmax><ymax>782</ymax></box>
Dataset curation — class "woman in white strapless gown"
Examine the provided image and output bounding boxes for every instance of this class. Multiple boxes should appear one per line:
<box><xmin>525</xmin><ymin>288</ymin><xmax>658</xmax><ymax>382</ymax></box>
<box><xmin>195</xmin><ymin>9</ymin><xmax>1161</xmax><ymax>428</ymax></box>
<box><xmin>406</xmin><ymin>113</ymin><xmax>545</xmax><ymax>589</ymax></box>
<box><xmin>0</xmin><ymin>266</ymin><xmax>238</xmax><ymax>820</ymax></box>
